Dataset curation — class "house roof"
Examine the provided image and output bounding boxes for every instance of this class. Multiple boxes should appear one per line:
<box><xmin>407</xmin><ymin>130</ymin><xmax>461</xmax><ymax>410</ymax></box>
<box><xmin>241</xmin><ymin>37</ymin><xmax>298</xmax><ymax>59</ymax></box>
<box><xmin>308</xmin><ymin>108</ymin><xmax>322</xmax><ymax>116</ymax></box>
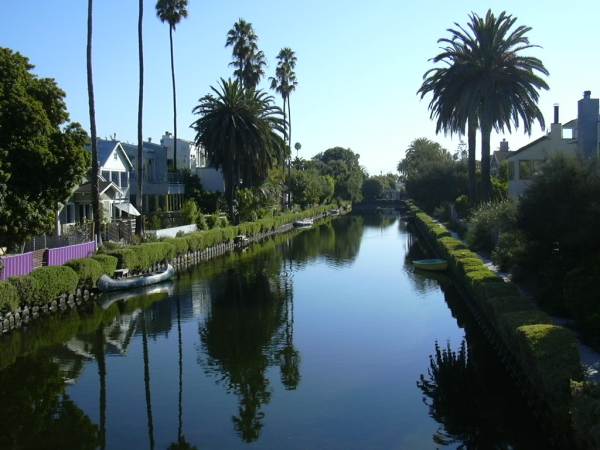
<box><xmin>563</xmin><ymin>119</ymin><xmax>577</xmax><ymax>129</ymax></box>
<box><xmin>506</xmin><ymin>135</ymin><xmax>549</xmax><ymax>160</ymax></box>
<box><xmin>75</xmin><ymin>179</ymin><xmax>122</xmax><ymax>196</ymax></box>
<box><xmin>86</xmin><ymin>140</ymin><xmax>134</xmax><ymax>170</ymax></box>
<box><xmin>493</xmin><ymin>150</ymin><xmax>513</xmax><ymax>163</ymax></box>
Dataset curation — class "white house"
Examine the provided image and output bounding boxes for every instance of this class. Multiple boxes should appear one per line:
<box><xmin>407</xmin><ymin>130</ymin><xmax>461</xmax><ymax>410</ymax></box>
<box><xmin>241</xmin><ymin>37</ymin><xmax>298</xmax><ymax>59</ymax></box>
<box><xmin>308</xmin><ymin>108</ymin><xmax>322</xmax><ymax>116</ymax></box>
<box><xmin>160</xmin><ymin>132</ymin><xmax>205</xmax><ymax>170</ymax></box>
<box><xmin>506</xmin><ymin>91</ymin><xmax>599</xmax><ymax>199</ymax></box>
<box><xmin>57</xmin><ymin>140</ymin><xmax>140</xmax><ymax>233</ymax></box>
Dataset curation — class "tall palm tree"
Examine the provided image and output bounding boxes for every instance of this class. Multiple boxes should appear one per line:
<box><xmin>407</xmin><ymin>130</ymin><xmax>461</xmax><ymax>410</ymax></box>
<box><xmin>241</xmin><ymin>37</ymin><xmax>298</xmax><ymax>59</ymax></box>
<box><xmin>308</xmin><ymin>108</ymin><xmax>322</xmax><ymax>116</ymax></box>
<box><xmin>226</xmin><ymin>19</ymin><xmax>266</xmax><ymax>90</ymax></box>
<box><xmin>87</xmin><ymin>0</ymin><xmax>102</xmax><ymax>245</ymax></box>
<box><xmin>191</xmin><ymin>79</ymin><xmax>287</xmax><ymax>221</ymax></box>
<box><xmin>156</xmin><ymin>0</ymin><xmax>188</xmax><ymax>172</ymax></box>
<box><xmin>422</xmin><ymin>10</ymin><xmax>549</xmax><ymax>201</ymax></box>
<box><xmin>141</xmin><ymin>312</ymin><xmax>155</xmax><ymax>450</ymax></box>
<box><xmin>136</xmin><ymin>0</ymin><xmax>145</xmax><ymax>235</ymax></box>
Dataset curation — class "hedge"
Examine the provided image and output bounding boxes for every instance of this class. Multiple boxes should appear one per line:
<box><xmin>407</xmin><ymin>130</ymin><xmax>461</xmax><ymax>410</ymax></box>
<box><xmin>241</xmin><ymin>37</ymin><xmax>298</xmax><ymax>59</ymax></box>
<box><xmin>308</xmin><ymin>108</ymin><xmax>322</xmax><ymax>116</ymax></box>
<box><xmin>30</xmin><ymin>266</ymin><xmax>79</xmax><ymax>301</ymax></box>
<box><xmin>9</xmin><ymin>275</ymin><xmax>41</xmax><ymax>306</ymax></box>
<box><xmin>92</xmin><ymin>254</ymin><xmax>118</xmax><ymax>276</ymax></box>
<box><xmin>571</xmin><ymin>381</ymin><xmax>600</xmax><ymax>449</ymax></box>
<box><xmin>65</xmin><ymin>258</ymin><xmax>105</xmax><ymax>288</ymax></box>
<box><xmin>0</xmin><ymin>281</ymin><xmax>19</xmax><ymax>313</ymax></box>
<box><xmin>410</xmin><ymin>202</ymin><xmax>583</xmax><ymax>420</ymax></box>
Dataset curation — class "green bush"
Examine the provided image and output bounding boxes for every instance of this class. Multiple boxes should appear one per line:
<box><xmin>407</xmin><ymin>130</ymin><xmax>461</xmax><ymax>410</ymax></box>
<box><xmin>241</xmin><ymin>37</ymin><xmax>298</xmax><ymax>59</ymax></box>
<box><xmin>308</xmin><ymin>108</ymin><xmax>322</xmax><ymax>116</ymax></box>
<box><xmin>491</xmin><ymin>231</ymin><xmax>527</xmax><ymax>272</ymax></box>
<box><xmin>91</xmin><ymin>254</ymin><xmax>118</xmax><ymax>275</ymax></box>
<box><xmin>106</xmin><ymin>248</ymin><xmax>142</xmax><ymax>271</ymax></box>
<box><xmin>164</xmin><ymin>237</ymin><xmax>189</xmax><ymax>256</ymax></box>
<box><xmin>217</xmin><ymin>216</ymin><xmax>229</xmax><ymax>228</ymax></box>
<box><xmin>0</xmin><ymin>280</ymin><xmax>20</xmax><ymax>313</ymax></box>
<box><xmin>181</xmin><ymin>199</ymin><xmax>199</xmax><ymax>225</ymax></box>
<box><xmin>454</xmin><ymin>194</ymin><xmax>470</xmax><ymax>217</ymax></box>
<box><xmin>30</xmin><ymin>266</ymin><xmax>79</xmax><ymax>301</ymax></box>
<box><xmin>563</xmin><ymin>267</ymin><xmax>600</xmax><ymax>346</ymax></box>
<box><xmin>571</xmin><ymin>381</ymin><xmax>600</xmax><ymax>449</ymax></box>
<box><xmin>196</xmin><ymin>214</ymin><xmax>208</xmax><ymax>231</ymax></box>
<box><xmin>9</xmin><ymin>275</ymin><xmax>41</xmax><ymax>306</ymax></box>
<box><xmin>481</xmin><ymin>295</ymin><xmax>534</xmax><ymax>325</ymax></box>
<box><xmin>466</xmin><ymin>200</ymin><xmax>517</xmax><ymax>252</ymax></box>
<box><xmin>65</xmin><ymin>258</ymin><xmax>104</xmax><ymax>288</ymax></box>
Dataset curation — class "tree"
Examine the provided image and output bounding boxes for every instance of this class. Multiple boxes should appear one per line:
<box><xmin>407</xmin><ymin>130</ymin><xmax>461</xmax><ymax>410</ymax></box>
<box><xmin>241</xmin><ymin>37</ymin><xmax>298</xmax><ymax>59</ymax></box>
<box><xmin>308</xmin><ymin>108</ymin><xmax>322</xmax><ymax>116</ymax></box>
<box><xmin>397</xmin><ymin>138</ymin><xmax>452</xmax><ymax>179</ymax></box>
<box><xmin>362</xmin><ymin>177</ymin><xmax>384</xmax><ymax>201</ymax></box>
<box><xmin>423</xmin><ymin>10</ymin><xmax>548</xmax><ymax>201</ymax></box>
<box><xmin>156</xmin><ymin>0</ymin><xmax>188</xmax><ymax>171</ymax></box>
<box><xmin>0</xmin><ymin>48</ymin><xmax>89</xmax><ymax>250</ymax></box>
<box><xmin>87</xmin><ymin>0</ymin><xmax>102</xmax><ymax>245</ymax></box>
<box><xmin>313</xmin><ymin>147</ymin><xmax>366</xmax><ymax>202</ymax></box>
<box><xmin>191</xmin><ymin>79</ymin><xmax>287</xmax><ymax>221</ymax></box>
<box><xmin>136</xmin><ymin>0</ymin><xmax>145</xmax><ymax>235</ymax></box>
<box><xmin>226</xmin><ymin>19</ymin><xmax>266</xmax><ymax>90</ymax></box>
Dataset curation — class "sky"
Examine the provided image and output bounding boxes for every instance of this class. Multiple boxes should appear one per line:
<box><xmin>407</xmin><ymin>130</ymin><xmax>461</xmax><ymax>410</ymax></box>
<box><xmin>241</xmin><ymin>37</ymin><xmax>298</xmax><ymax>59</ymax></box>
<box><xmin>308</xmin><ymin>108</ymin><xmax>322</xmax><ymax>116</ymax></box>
<box><xmin>2</xmin><ymin>0</ymin><xmax>600</xmax><ymax>175</ymax></box>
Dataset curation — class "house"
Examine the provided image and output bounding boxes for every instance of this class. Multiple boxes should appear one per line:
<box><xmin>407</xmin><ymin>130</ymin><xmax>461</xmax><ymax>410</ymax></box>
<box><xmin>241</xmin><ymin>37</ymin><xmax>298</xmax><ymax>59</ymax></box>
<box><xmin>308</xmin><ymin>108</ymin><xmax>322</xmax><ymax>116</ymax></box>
<box><xmin>122</xmin><ymin>139</ymin><xmax>186</xmax><ymax>213</ymax></box>
<box><xmin>506</xmin><ymin>91</ymin><xmax>599</xmax><ymax>199</ymax></box>
<box><xmin>160</xmin><ymin>132</ymin><xmax>205</xmax><ymax>170</ymax></box>
<box><xmin>491</xmin><ymin>139</ymin><xmax>513</xmax><ymax>177</ymax></box>
<box><xmin>57</xmin><ymin>140</ymin><xmax>140</xmax><ymax>234</ymax></box>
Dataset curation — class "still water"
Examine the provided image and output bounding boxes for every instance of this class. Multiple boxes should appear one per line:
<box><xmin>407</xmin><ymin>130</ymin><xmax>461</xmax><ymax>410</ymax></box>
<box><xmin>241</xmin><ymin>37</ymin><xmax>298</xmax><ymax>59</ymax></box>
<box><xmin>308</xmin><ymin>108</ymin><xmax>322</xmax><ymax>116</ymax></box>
<box><xmin>0</xmin><ymin>215</ymin><xmax>551</xmax><ymax>449</ymax></box>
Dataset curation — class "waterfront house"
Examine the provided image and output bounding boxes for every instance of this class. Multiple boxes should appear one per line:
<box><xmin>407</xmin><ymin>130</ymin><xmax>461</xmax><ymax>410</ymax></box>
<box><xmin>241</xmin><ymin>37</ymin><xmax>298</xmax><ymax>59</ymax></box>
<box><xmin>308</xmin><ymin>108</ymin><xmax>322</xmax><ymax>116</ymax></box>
<box><xmin>506</xmin><ymin>91</ymin><xmax>599</xmax><ymax>199</ymax></box>
<box><xmin>491</xmin><ymin>139</ymin><xmax>513</xmax><ymax>177</ymax></box>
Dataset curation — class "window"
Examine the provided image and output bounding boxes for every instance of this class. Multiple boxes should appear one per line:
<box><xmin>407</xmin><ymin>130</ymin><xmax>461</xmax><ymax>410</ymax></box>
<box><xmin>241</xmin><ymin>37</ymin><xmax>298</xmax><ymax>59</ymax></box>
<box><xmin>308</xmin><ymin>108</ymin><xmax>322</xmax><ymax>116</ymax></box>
<box><xmin>121</xmin><ymin>172</ymin><xmax>129</xmax><ymax>188</ymax></box>
<box><xmin>113</xmin><ymin>151</ymin><xmax>118</xmax><ymax>160</ymax></box>
<box><xmin>101</xmin><ymin>170</ymin><xmax>110</xmax><ymax>180</ymax></box>
<box><xmin>519</xmin><ymin>160</ymin><xmax>534</xmax><ymax>180</ymax></box>
<box><xmin>112</xmin><ymin>171</ymin><xmax>120</xmax><ymax>186</ymax></box>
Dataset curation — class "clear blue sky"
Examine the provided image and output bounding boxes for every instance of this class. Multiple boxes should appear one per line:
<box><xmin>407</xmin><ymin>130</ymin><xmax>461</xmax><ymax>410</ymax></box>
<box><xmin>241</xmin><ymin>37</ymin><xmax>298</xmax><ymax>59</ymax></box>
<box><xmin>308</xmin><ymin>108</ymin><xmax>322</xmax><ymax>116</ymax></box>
<box><xmin>2</xmin><ymin>0</ymin><xmax>599</xmax><ymax>175</ymax></box>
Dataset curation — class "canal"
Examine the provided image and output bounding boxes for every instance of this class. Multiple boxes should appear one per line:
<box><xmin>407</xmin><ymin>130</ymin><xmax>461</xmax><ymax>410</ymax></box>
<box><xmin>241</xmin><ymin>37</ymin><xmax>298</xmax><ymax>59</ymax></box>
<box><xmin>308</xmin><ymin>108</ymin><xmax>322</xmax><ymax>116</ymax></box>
<box><xmin>0</xmin><ymin>214</ymin><xmax>551</xmax><ymax>449</ymax></box>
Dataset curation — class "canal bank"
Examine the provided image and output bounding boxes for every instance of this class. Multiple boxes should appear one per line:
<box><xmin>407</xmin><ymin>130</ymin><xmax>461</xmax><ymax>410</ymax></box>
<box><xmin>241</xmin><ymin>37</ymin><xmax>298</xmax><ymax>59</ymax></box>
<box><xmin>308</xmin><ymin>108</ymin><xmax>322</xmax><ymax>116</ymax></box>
<box><xmin>0</xmin><ymin>213</ymin><xmax>558</xmax><ymax>449</ymax></box>
<box><xmin>406</xmin><ymin>200</ymin><xmax>598</xmax><ymax>449</ymax></box>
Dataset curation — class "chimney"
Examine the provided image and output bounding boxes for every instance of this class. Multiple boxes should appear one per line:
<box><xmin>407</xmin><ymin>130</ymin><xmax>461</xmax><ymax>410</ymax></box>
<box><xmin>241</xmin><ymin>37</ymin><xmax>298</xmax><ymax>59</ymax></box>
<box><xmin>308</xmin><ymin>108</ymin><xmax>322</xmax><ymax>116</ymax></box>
<box><xmin>499</xmin><ymin>138</ymin><xmax>509</xmax><ymax>152</ymax></box>
<box><xmin>577</xmin><ymin>90</ymin><xmax>600</xmax><ymax>158</ymax></box>
<box><xmin>554</xmin><ymin>104</ymin><xmax>559</xmax><ymax>124</ymax></box>
<box><xmin>148</xmin><ymin>137</ymin><xmax>152</xmax><ymax>143</ymax></box>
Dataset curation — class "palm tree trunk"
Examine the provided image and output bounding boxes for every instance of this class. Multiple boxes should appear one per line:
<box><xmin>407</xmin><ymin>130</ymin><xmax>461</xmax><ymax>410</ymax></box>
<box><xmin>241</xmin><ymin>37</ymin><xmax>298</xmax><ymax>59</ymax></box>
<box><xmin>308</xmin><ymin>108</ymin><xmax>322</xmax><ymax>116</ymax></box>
<box><xmin>176</xmin><ymin>296</ymin><xmax>183</xmax><ymax>443</ymax></box>
<box><xmin>480</xmin><ymin>123</ymin><xmax>492</xmax><ymax>202</ymax></box>
<box><xmin>142</xmin><ymin>313</ymin><xmax>155</xmax><ymax>450</ymax></box>
<box><xmin>467</xmin><ymin>115</ymin><xmax>477</xmax><ymax>202</ymax></box>
<box><xmin>282</xmin><ymin>96</ymin><xmax>287</xmax><ymax>210</ymax></box>
<box><xmin>87</xmin><ymin>0</ymin><xmax>102</xmax><ymax>246</ymax></box>
<box><xmin>135</xmin><ymin>0</ymin><xmax>144</xmax><ymax>236</ymax></box>
<box><xmin>169</xmin><ymin>25</ymin><xmax>178</xmax><ymax>172</ymax></box>
<box><xmin>287</xmin><ymin>96</ymin><xmax>292</xmax><ymax>209</ymax></box>
<box><xmin>95</xmin><ymin>326</ymin><xmax>107</xmax><ymax>450</ymax></box>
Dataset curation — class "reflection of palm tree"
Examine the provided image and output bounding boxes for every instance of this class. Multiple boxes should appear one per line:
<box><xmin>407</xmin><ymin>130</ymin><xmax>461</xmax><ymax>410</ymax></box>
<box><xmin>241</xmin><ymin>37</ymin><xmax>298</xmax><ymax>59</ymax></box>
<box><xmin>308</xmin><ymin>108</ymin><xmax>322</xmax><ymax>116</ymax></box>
<box><xmin>278</xmin><ymin>273</ymin><xmax>300</xmax><ymax>390</ymax></box>
<box><xmin>94</xmin><ymin>326</ymin><xmax>107</xmax><ymax>450</ymax></box>
<box><xmin>141</xmin><ymin>313</ymin><xmax>155</xmax><ymax>450</ymax></box>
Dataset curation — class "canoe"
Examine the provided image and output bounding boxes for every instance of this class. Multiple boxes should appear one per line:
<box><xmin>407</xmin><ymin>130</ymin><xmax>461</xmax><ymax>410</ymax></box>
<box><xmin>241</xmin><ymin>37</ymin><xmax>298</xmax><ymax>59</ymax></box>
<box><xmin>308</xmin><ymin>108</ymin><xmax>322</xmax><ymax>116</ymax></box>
<box><xmin>98</xmin><ymin>284</ymin><xmax>174</xmax><ymax>310</ymax></box>
<box><xmin>293</xmin><ymin>219</ymin><xmax>314</xmax><ymax>228</ymax></box>
<box><xmin>98</xmin><ymin>264</ymin><xmax>176</xmax><ymax>292</ymax></box>
<box><xmin>412</xmin><ymin>259</ymin><xmax>448</xmax><ymax>272</ymax></box>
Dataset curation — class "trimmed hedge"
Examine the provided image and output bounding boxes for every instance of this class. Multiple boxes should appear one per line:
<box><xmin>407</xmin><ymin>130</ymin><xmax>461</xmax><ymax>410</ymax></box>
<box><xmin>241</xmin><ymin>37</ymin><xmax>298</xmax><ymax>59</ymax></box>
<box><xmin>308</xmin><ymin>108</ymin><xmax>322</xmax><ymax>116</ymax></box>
<box><xmin>9</xmin><ymin>276</ymin><xmax>41</xmax><ymax>306</ymax></box>
<box><xmin>571</xmin><ymin>381</ymin><xmax>600</xmax><ymax>449</ymax></box>
<box><xmin>92</xmin><ymin>254</ymin><xmax>118</xmax><ymax>276</ymax></box>
<box><xmin>0</xmin><ymin>281</ymin><xmax>19</xmax><ymax>313</ymax></box>
<box><xmin>411</xmin><ymin>202</ymin><xmax>583</xmax><ymax>419</ymax></box>
<box><xmin>65</xmin><ymin>258</ymin><xmax>105</xmax><ymax>288</ymax></box>
<box><xmin>30</xmin><ymin>266</ymin><xmax>79</xmax><ymax>301</ymax></box>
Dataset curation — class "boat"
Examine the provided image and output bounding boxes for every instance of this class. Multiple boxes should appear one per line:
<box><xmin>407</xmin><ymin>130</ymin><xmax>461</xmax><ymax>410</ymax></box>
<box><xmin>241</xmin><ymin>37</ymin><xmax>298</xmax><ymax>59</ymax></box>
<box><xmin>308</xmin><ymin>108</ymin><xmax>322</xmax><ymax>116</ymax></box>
<box><xmin>97</xmin><ymin>264</ymin><xmax>176</xmax><ymax>292</ymax></box>
<box><xmin>412</xmin><ymin>259</ymin><xmax>448</xmax><ymax>272</ymax></box>
<box><xmin>293</xmin><ymin>218</ymin><xmax>314</xmax><ymax>228</ymax></box>
<box><xmin>98</xmin><ymin>284</ymin><xmax>174</xmax><ymax>310</ymax></box>
<box><xmin>234</xmin><ymin>234</ymin><xmax>250</xmax><ymax>246</ymax></box>
<box><xmin>328</xmin><ymin>209</ymin><xmax>340</xmax><ymax>216</ymax></box>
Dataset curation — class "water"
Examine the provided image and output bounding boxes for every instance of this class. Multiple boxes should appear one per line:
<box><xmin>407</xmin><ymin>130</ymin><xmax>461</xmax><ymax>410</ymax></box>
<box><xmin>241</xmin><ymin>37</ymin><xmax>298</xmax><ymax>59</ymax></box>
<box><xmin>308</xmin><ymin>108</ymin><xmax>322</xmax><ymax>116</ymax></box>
<box><xmin>0</xmin><ymin>214</ymin><xmax>551</xmax><ymax>449</ymax></box>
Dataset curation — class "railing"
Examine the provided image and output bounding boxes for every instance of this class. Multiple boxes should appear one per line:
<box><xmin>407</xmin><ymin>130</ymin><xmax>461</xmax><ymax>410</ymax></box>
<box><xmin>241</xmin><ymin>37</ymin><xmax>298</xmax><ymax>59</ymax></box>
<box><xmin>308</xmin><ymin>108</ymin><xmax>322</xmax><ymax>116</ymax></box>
<box><xmin>46</xmin><ymin>241</ymin><xmax>97</xmax><ymax>267</ymax></box>
<box><xmin>0</xmin><ymin>252</ymin><xmax>35</xmax><ymax>280</ymax></box>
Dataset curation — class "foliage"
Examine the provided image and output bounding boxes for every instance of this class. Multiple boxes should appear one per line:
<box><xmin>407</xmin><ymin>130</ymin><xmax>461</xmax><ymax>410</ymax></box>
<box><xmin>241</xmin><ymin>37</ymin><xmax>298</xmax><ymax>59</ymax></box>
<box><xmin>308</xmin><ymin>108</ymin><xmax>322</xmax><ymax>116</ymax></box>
<box><xmin>362</xmin><ymin>177</ymin><xmax>384</xmax><ymax>201</ymax></box>
<box><xmin>0</xmin><ymin>281</ymin><xmax>19</xmax><ymax>313</ymax></box>
<box><xmin>226</xmin><ymin>19</ymin><xmax>266</xmax><ymax>90</ymax></box>
<box><xmin>571</xmin><ymin>381</ymin><xmax>600</xmax><ymax>449</ymax></box>
<box><xmin>312</xmin><ymin>147</ymin><xmax>365</xmax><ymax>202</ymax></box>
<box><xmin>0</xmin><ymin>48</ymin><xmax>89</xmax><ymax>249</ymax></box>
<box><xmin>91</xmin><ymin>254</ymin><xmax>118</xmax><ymax>276</ymax></box>
<box><xmin>454</xmin><ymin>195</ymin><xmax>470</xmax><ymax>217</ymax></box>
<box><xmin>64</xmin><ymin>258</ymin><xmax>104</xmax><ymax>288</ymax></box>
<box><xmin>288</xmin><ymin>170</ymin><xmax>322</xmax><ymax>208</ymax></box>
<box><xmin>192</xmin><ymin>79</ymin><xmax>287</xmax><ymax>221</ymax></box>
<box><xmin>164</xmin><ymin>237</ymin><xmax>189</xmax><ymax>256</ymax></box>
<box><xmin>181</xmin><ymin>199</ymin><xmax>199</xmax><ymax>225</ymax></box>
<box><xmin>491</xmin><ymin>231</ymin><xmax>526</xmax><ymax>272</ymax></box>
<box><xmin>465</xmin><ymin>200</ymin><xmax>517</xmax><ymax>252</ymax></box>
<box><xmin>196</xmin><ymin>213</ymin><xmax>208</xmax><ymax>230</ymax></box>
<box><xmin>30</xmin><ymin>266</ymin><xmax>79</xmax><ymax>301</ymax></box>
<box><xmin>8</xmin><ymin>276</ymin><xmax>41</xmax><ymax>307</ymax></box>
<box><xmin>563</xmin><ymin>267</ymin><xmax>600</xmax><ymax>348</ymax></box>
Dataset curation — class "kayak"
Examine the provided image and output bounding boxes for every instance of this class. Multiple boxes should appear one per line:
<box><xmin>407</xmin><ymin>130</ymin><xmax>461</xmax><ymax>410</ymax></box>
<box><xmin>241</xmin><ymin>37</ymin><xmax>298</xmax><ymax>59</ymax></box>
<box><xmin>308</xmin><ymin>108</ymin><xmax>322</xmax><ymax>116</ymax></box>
<box><xmin>97</xmin><ymin>264</ymin><xmax>176</xmax><ymax>292</ymax></box>
<box><xmin>293</xmin><ymin>219</ymin><xmax>314</xmax><ymax>228</ymax></box>
<box><xmin>412</xmin><ymin>259</ymin><xmax>448</xmax><ymax>272</ymax></box>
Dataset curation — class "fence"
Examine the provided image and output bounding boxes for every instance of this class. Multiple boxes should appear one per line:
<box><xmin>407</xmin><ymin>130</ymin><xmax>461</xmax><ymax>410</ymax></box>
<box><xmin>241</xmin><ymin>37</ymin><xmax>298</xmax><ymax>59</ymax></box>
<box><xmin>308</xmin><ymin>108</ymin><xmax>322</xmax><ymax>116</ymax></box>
<box><xmin>46</xmin><ymin>241</ymin><xmax>97</xmax><ymax>267</ymax></box>
<box><xmin>0</xmin><ymin>252</ymin><xmax>35</xmax><ymax>281</ymax></box>
<box><xmin>0</xmin><ymin>241</ymin><xmax>97</xmax><ymax>280</ymax></box>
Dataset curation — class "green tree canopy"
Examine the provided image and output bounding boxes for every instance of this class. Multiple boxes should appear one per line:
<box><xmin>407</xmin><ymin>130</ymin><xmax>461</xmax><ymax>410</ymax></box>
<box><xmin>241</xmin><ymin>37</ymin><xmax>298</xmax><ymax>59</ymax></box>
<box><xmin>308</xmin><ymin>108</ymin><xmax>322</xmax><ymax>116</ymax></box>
<box><xmin>226</xmin><ymin>19</ymin><xmax>266</xmax><ymax>91</ymax></box>
<box><xmin>362</xmin><ymin>177</ymin><xmax>385</xmax><ymax>201</ymax></box>
<box><xmin>0</xmin><ymin>48</ymin><xmax>89</xmax><ymax>249</ymax></box>
<box><xmin>313</xmin><ymin>147</ymin><xmax>365</xmax><ymax>202</ymax></box>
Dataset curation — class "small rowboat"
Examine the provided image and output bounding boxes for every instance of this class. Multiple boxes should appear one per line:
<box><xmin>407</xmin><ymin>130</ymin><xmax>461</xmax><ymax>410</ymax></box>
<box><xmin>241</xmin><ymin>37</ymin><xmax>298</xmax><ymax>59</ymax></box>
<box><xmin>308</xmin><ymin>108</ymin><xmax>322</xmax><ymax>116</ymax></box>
<box><xmin>412</xmin><ymin>259</ymin><xmax>448</xmax><ymax>272</ymax></box>
<box><xmin>293</xmin><ymin>219</ymin><xmax>314</xmax><ymax>228</ymax></box>
<box><xmin>98</xmin><ymin>264</ymin><xmax>176</xmax><ymax>292</ymax></box>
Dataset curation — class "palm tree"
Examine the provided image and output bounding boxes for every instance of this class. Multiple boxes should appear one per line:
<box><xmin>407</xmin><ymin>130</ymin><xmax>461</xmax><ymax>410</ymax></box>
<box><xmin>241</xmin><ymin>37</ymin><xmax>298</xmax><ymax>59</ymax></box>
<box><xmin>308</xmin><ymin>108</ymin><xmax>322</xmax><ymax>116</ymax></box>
<box><xmin>141</xmin><ymin>312</ymin><xmax>155</xmax><ymax>450</ymax></box>
<box><xmin>136</xmin><ymin>0</ymin><xmax>145</xmax><ymax>235</ymax></box>
<box><xmin>86</xmin><ymin>0</ymin><xmax>102</xmax><ymax>245</ymax></box>
<box><xmin>421</xmin><ymin>10</ymin><xmax>548</xmax><ymax>201</ymax></box>
<box><xmin>156</xmin><ymin>0</ymin><xmax>188</xmax><ymax>172</ymax></box>
<box><xmin>226</xmin><ymin>19</ymin><xmax>266</xmax><ymax>90</ymax></box>
<box><xmin>191</xmin><ymin>79</ymin><xmax>287</xmax><ymax>221</ymax></box>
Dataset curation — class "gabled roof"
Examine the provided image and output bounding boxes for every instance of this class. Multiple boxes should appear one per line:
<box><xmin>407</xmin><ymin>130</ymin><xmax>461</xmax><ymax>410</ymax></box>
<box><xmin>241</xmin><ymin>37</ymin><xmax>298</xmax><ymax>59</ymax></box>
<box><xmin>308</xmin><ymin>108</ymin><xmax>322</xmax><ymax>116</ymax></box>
<box><xmin>563</xmin><ymin>119</ymin><xmax>577</xmax><ymax>129</ymax></box>
<box><xmin>492</xmin><ymin>150</ymin><xmax>513</xmax><ymax>164</ymax></box>
<box><xmin>506</xmin><ymin>135</ymin><xmax>549</xmax><ymax>160</ymax></box>
<box><xmin>75</xmin><ymin>179</ymin><xmax>123</xmax><ymax>196</ymax></box>
<box><xmin>86</xmin><ymin>140</ymin><xmax>134</xmax><ymax>170</ymax></box>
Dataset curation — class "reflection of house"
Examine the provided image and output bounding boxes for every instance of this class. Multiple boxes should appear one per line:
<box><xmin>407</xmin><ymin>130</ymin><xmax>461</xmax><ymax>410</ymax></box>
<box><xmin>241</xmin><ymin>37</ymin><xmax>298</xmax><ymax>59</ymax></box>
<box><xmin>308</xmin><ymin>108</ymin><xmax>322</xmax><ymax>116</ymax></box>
<box><xmin>122</xmin><ymin>140</ymin><xmax>185</xmax><ymax>213</ymax></box>
<box><xmin>491</xmin><ymin>139</ymin><xmax>513</xmax><ymax>177</ymax></box>
<box><xmin>58</xmin><ymin>140</ymin><xmax>140</xmax><ymax>233</ymax></box>
<box><xmin>507</xmin><ymin>91</ymin><xmax>599</xmax><ymax>199</ymax></box>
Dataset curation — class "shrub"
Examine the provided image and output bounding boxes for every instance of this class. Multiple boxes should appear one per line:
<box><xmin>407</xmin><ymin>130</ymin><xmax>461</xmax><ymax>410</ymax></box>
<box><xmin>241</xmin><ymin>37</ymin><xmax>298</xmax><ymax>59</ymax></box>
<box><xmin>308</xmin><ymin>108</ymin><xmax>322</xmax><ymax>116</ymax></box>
<box><xmin>0</xmin><ymin>281</ymin><xmax>20</xmax><ymax>313</ymax></box>
<box><xmin>454</xmin><ymin>194</ymin><xmax>470</xmax><ymax>217</ymax></box>
<box><xmin>217</xmin><ymin>216</ymin><xmax>229</xmax><ymax>228</ymax></box>
<box><xmin>65</xmin><ymin>258</ymin><xmax>104</xmax><ymax>288</ymax></box>
<box><xmin>491</xmin><ymin>230</ymin><xmax>527</xmax><ymax>272</ymax></box>
<box><xmin>92</xmin><ymin>254</ymin><xmax>118</xmax><ymax>275</ymax></box>
<box><xmin>196</xmin><ymin>214</ymin><xmax>208</xmax><ymax>231</ymax></box>
<box><xmin>164</xmin><ymin>237</ymin><xmax>189</xmax><ymax>256</ymax></box>
<box><xmin>181</xmin><ymin>199</ymin><xmax>199</xmax><ymax>225</ymax></box>
<box><xmin>571</xmin><ymin>381</ymin><xmax>600</xmax><ymax>449</ymax></box>
<box><xmin>466</xmin><ymin>200</ymin><xmax>517</xmax><ymax>252</ymax></box>
<box><xmin>30</xmin><ymin>266</ymin><xmax>79</xmax><ymax>301</ymax></box>
<box><xmin>563</xmin><ymin>267</ymin><xmax>600</xmax><ymax>347</ymax></box>
<box><xmin>106</xmin><ymin>248</ymin><xmax>142</xmax><ymax>271</ymax></box>
<box><xmin>9</xmin><ymin>275</ymin><xmax>41</xmax><ymax>306</ymax></box>
<box><xmin>206</xmin><ymin>214</ymin><xmax>219</xmax><ymax>229</ymax></box>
